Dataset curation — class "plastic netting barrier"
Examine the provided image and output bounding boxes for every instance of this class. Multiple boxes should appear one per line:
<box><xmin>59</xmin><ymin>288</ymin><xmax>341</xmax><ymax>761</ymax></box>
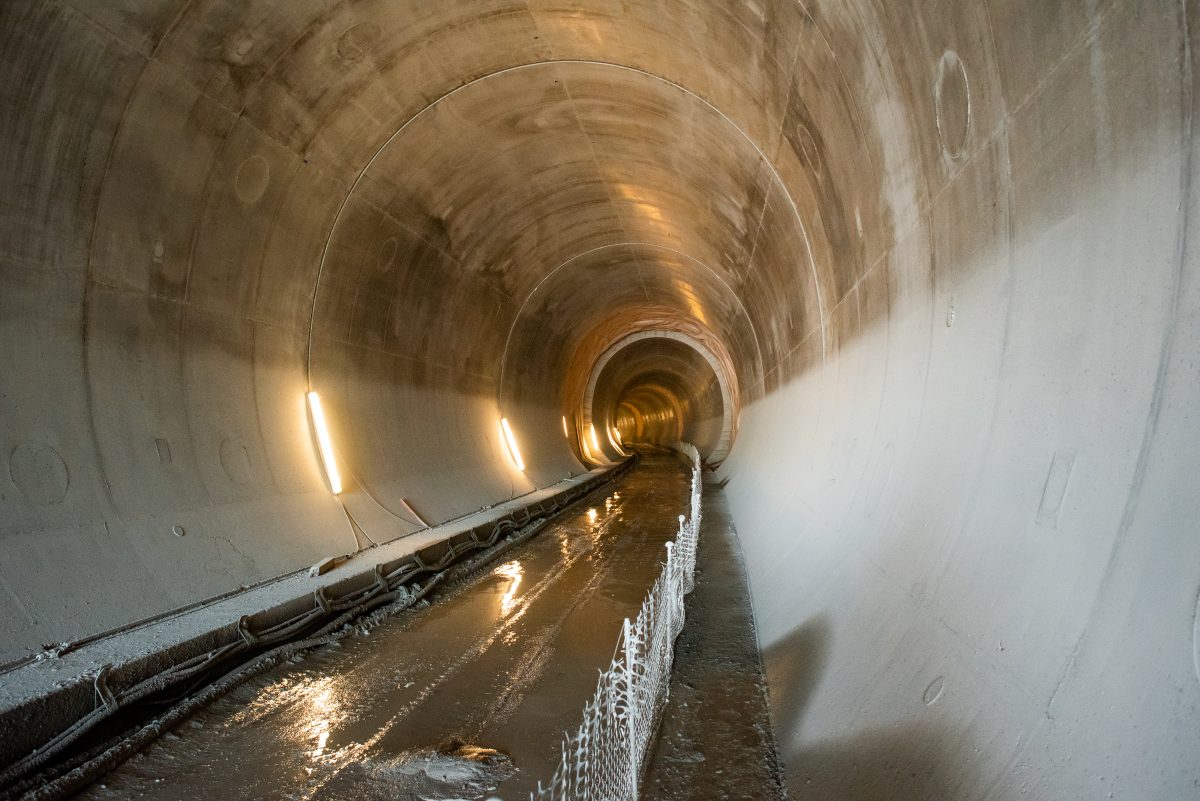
<box><xmin>530</xmin><ymin>443</ymin><xmax>702</xmax><ymax>801</ymax></box>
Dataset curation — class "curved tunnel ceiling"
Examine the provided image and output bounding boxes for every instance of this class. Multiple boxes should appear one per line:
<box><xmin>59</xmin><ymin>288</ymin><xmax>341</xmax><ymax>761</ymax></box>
<box><xmin>3</xmin><ymin>1</ymin><xmax>1200</xmax><ymax>799</ymax></box>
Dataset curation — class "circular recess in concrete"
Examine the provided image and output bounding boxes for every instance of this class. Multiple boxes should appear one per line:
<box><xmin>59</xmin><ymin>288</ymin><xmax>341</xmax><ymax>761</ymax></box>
<box><xmin>794</xmin><ymin>121</ymin><xmax>823</xmax><ymax>176</ymax></box>
<box><xmin>152</xmin><ymin>238</ymin><xmax>165</xmax><ymax>263</ymax></box>
<box><xmin>219</xmin><ymin>438</ymin><xmax>253</xmax><ymax>485</ymax></box>
<box><xmin>337</xmin><ymin>22</ymin><xmax>381</xmax><ymax>62</ymax></box>
<box><xmin>235</xmin><ymin>155</ymin><xmax>270</xmax><ymax>205</ymax></box>
<box><xmin>9</xmin><ymin>442</ymin><xmax>69</xmax><ymax>506</ymax></box>
<box><xmin>934</xmin><ymin>50</ymin><xmax>971</xmax><ymax>160</ymax></box>
<box><xmin>923</xmin><ymin>675</ymin><xmax>946</xmax><ymax>705</ymax></box>
<box><xmin>378</xmin><ymin>237</ymin><xmax>398</xmax><ymax>271</ymax></box>
<box><xmin>223</xmin><ymin>34</ymin><xmax>257</xmax><ymax>65</ymax></box>
<box><xmin>172</xmin><ymin>524</ymin><xmax>186</xmax><ymax>537</ymax></box>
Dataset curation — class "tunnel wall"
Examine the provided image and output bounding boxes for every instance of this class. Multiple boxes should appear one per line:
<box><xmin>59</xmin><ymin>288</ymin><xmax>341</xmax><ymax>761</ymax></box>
<box><xmin>2</xmin><ymin>1</ymin><xmax>1199</xmax><ymax>798</ymax></box>
<box><xmin>0</xmin><ymin>0</ymin><xmax>586</xmax><ymax>661</ymax></box>
<box><xmin>718</xmin><ymin>2</ymin><xmax>1200</xmax><ymax>798</ymax></box>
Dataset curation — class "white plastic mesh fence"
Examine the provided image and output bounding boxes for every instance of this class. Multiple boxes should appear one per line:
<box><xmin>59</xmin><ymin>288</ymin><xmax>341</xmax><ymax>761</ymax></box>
<box><xmin>530</xmin><ymin>444</ymin><xmax>703</xmax><ymax>801</ymax></box>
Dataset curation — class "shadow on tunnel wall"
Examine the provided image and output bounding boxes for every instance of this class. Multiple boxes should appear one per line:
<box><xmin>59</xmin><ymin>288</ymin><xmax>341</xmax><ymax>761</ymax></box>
<box><xmin>763</xmin><ymin>617</ymin><xmax>972</xmax><ymax>801</ymax></box>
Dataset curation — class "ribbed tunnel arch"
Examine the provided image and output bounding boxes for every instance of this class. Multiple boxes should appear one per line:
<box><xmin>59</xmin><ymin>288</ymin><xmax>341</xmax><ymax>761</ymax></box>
<box><xmin>581</xmin><ymin>330</ymin><xmax>736</xmax><ymax>462</ymax></box>
<box><xmin>3</xmin><ymin>1</ymin><xmax>1199</xmax><ymax>799</ymax></box>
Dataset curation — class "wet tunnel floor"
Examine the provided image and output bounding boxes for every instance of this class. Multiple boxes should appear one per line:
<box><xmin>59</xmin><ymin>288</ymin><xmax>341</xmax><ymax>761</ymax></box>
<box><xmin>76</xmin><ymin>453</ymin><xmax>690</xmax><ymax>801</ymax></box>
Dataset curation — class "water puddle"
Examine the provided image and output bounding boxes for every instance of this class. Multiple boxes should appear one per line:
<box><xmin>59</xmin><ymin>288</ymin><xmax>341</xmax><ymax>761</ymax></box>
<box><xmin>333</xmin><ymin>740</ymin><xmax>515</xmax><ymax>800</ymax></box>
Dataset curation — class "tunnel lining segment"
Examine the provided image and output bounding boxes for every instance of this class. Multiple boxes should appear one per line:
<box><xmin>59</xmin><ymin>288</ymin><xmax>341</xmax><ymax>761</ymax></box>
<box><xmin>583</xmin><ymin>331</ymin><xmax>736</xmax><ymax>462</ymax></box>
<box><xmin>303</xmin><ymin>58</ymin><xmax>824</xmax><ymax>400</ymax></box>
<box><xmin>497</xmin><ymin>241</ymin><xmax>766</xmax><ymax>413</ymax></box>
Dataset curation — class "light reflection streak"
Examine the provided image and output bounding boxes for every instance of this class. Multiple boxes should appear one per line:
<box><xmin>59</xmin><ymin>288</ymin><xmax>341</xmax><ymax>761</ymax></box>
<box><xmin>495</xmin><ymin>561</ymin><xmax>524</xmax><ymax>616</ymax></box>
<box><xmin>312</xmin><ymin>730</ymin><xmax>329</xmax><ymax>758</ymax></box>
<box><xmin>308</xmin><ymin>684</ymin><xmax>336</xmax><ymax>760</ymax></box>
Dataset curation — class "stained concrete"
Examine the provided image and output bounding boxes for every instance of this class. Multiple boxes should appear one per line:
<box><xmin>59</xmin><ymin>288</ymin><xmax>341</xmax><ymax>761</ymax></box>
<box><xmin>2</xmin><ymin>1</ymin><xmax>1199</xmax><ymax>798</ymax></box>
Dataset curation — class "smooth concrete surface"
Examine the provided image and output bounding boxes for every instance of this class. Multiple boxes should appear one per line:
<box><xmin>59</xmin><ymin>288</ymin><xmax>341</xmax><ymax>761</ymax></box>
<box><xmin>2</xmin><ymin>1</ymin><xmax>1199</xmax><ymax>798</ymax></box>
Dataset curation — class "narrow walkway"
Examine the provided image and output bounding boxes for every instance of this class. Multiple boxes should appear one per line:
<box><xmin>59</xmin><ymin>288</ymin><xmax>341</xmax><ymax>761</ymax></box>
<box><xmin>75</xmin><ymin>454</ymin><xmax>688</xmax><ymax>801</ymax></box>
<box><xmin>643</xmin><ymin>473</ymin><xmax>787</xmax><ymax>800</ymax></box>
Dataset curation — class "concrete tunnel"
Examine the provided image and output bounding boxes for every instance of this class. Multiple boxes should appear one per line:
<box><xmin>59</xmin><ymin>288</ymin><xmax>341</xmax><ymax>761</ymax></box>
<box><xmin>2</xmin><ymin>0</ymin><xmax>1199</xmax><ymax>798</ymax></box>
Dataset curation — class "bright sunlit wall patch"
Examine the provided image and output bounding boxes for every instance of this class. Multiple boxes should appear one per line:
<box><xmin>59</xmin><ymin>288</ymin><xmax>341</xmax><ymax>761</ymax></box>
<box><xmin>306</xmin><ymin>391</ymin><xmax>342</xmax><ymax>494</ymax></box>
<box><xmin>500</xmin><ymin>417</ymin><xmax>525</xmax><ymax>471</ymax></box>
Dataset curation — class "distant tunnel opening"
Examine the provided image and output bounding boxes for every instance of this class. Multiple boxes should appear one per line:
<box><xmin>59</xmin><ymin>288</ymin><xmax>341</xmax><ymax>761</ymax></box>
<box><xmin>585</xmin><ymin>334</ymin><xmax>731</xmax><ymax>461</ymax></box>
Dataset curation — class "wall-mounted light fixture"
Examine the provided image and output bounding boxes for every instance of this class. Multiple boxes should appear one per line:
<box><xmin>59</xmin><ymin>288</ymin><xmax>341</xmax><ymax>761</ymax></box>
<box><xmin>500</xmin><ymin>417</ymin><xmax>525</xmax><ymax>471</ymax></box>
<box><xmin>589</xmin><ymin>424</ymin><xmax>602</xmax><ymax>456</ymax></box>
<box><xmin>562</xmin><ymin>415</ymin><xmax>569</xmax><ymax>438</ymax></box>
<box><xmin>306</xmin><ymin>391</ymin><xmax>342</xmax><ymax>494</ymax></box>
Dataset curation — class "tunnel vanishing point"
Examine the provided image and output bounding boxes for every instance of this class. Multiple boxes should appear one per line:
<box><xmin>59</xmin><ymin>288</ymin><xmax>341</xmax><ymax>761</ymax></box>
<box><xmin>2</xmin><ymin>0</ymin><xmax>1200</xmax><ymax>798</ymax></box>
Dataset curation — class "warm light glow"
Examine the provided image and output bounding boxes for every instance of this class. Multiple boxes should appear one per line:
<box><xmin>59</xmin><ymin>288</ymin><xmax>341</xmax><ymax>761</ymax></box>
<box><xmin>578</xmin><ymin>428</ymin><xmax>595</xmax><ymax>463</ymax></box>
<box><xmin>307</xmin><ymin>392</ymin><xmax>342</xmax><ymax>494</ymax></box>
<box><xmin>607</xmin><ymin>425</ymin><xmax>627</xmax><ymax>457</ymax></box>
<box><xmin>589</xmin><ymin>424</ymin><xmax>602</xmax><ymax>454</ymax></box>
<box><xmin>562</xmin><ymin>415</ymin><xmax>569</xmax><ymax>438</ymax></box>
<box><xmin>587</xmin><ymin>508</ymin><xmax>598</xmax><ymax>523</ymax></box>
<box><xmin>500</xmin><ymin>417</ymin><xmax>525</xmax><ymax>471</ymax></box>
<box><xmin>495</xmin><ymin>560</ymin><xmax>523</xmax><ymax>615</ymax></box>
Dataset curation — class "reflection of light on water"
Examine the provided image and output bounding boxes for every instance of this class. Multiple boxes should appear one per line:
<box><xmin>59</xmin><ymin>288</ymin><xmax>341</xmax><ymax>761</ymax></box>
<box><xmin>239</xmin><ymin>675</ymin><xmax>346</xmax><ymax>765</ymax></box>
<box><xmin>556</xmin><ymin>529</ymin><xmax>572</xmax><ymax>558</ymax></box>
<box><xmin>585</xmin><ymin>506</ymin><xmax>605</xmax><ymax>545</ymax></box>
<box><xmin>495</xmin><ymin>561</ymin><xmax>523</xmax><ymax>615</ymax></box>
<box><xmin>308</xmin><ymin>684</ymin><xmax>336</xmax><ymax>760</ymax></box>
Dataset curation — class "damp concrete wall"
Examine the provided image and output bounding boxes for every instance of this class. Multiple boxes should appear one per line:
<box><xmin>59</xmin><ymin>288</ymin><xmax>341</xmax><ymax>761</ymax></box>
<box><xmin>2</xmin><ymin>1</ymin><xmax>1198</xmax><ymax>798</ymax></box>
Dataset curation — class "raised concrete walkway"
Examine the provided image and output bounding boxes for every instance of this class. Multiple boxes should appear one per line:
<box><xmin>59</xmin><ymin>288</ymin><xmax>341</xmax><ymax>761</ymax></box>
<box><xmin>643</xmin><ymin>473</ymin><xmax>787</xmax><ymax>800</ymax></box>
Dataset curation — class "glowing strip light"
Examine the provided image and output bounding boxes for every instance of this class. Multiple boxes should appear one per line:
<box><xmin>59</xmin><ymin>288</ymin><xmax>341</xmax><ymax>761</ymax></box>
<box><xmin>589</xmin><ymin>424</ymin><xmax>602</xmax><ymax>455</ymax></box>
<box><xmin>562</xmin><ymin>415</ymin><xmax>569</xmax><ymax>438</ymax></box>
<box><xmin>500</xmin><ymin>417</ymin><xmax>525</xmax><ymax>471</ymax></box>
<box><xmin>306</xmin><ymin>391</ymin><xmax>342</xmax><ymax>494</ymax></box>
